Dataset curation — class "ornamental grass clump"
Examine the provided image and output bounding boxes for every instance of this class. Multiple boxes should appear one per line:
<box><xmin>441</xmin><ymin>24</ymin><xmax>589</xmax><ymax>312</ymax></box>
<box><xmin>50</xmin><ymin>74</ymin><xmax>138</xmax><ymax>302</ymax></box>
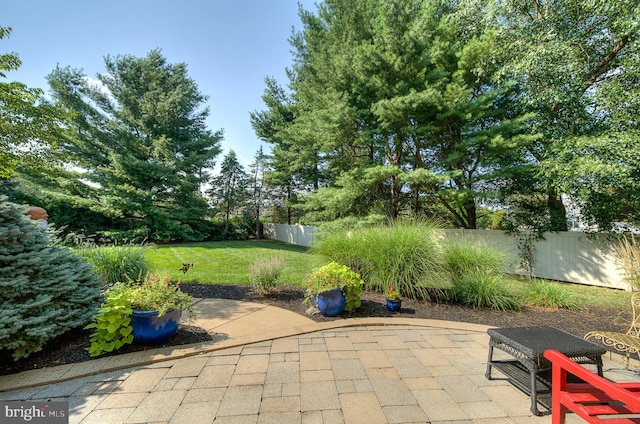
<box><xmin>614</xmin><ymin>234</ymin><xmax>640</xmax><ymax>291</ymax></box>
<box><xmin>442</xmin><ymin>238</ymin><xmax>511</xmax><ymax>281</ymax></box>
<box><xmin>250</xmin><ymin>256</ymin><xmax>285</xmax><ymax>294</ymax></box>
<box><xmin>452</xmin><ymin>270</ymin><xmax>521</xmax><ymax>311</ymax></box>
<box><xmin>523</xmin><ymin>279</ymin><xmax>579</xmax><ymax>309</ymax></box>
<box><xmin>315</xmin><ymin>220</ymin><xmax>443</xmax><ymax>300</ymax></box>
<box><xmin>75</xmin><ymin>244</ymin><xmax>149</xmax><ymax>287</ymax></box>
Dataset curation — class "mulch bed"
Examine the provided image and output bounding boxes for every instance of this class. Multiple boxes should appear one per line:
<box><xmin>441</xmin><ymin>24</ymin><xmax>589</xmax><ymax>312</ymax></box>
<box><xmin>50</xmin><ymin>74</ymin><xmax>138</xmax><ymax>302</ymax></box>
<box><xmin>0</xmin><ymin>283</ymin><xmax>630</xmax><ymax>376</ymax></box>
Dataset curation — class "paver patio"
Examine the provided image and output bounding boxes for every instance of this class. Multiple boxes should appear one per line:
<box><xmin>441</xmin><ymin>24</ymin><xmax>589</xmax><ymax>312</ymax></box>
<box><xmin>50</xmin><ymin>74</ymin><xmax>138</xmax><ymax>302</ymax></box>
<box><xmin>1</xmin><ymin>298</ymin><xmax>638</xmax><ymax>423</ymax></box>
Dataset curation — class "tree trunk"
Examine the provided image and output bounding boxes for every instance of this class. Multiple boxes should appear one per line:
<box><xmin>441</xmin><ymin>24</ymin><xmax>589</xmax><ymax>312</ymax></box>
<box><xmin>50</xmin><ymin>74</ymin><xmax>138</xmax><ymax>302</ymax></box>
<box><xmin>389</xmin><ymin>174</ymin><xmax>400</xmax><ymax>219</ymax></box>
<box><xmin>286</xmin><ymin>185</ymin><xmax>292</xmax><ymax>225</ymax></box>
<box><xmin>255</xmin><ymin>209</ymin><xmax>260</xmax><ymax>240</ymax></box>
<box><xmin>465</xmin><ymin>203</ymin><xmax>477</xmax><ymax>229</ymax></box>
<box><xmin>224</xmin><ymin>206</ymin><xmax>230</xmax><ymax>239</ymax></box>
<box><xmin>547</xmin><ymin>189</ymin><xmax>568</xmax><ymax>231</ymax></box>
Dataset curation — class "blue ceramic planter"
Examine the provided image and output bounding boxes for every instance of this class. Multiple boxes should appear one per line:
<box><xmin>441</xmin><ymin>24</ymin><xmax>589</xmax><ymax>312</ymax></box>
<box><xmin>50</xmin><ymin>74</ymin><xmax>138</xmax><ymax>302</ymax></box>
<box><xmin>315</xmin><ymin>288</ymin><xmax>346</xmax><ymax>317</ymax></box>
<box><xmin>131</xmin><ymin>309</ymin><xmax>181</xmax><ymax>345</ymax></box>
<box><xmin>386</xmin><ymin>299</ymin><xmax>402</xmax><ymax>312</ymax></box>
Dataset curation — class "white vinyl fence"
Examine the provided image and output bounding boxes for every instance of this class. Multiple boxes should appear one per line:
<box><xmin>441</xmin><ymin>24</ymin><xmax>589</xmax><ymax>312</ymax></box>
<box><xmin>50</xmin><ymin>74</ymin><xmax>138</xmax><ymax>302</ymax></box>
<box><xmin>263</xmin><ymin>223</ymin><xmax>317</xmax><ymax>247</ymax></box>
<box><xmin>263</xmin><ymin>224</ymin><xmax>629</xmax><ymax>291</ymax></box>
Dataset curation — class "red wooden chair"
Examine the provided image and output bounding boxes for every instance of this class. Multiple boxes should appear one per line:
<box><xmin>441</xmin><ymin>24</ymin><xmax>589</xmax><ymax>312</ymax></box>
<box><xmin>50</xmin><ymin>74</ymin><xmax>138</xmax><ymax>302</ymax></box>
<box><xmin>544</xmin><ymin>349</ymin><xmax>640</xmax><ymax>423</ymax></box>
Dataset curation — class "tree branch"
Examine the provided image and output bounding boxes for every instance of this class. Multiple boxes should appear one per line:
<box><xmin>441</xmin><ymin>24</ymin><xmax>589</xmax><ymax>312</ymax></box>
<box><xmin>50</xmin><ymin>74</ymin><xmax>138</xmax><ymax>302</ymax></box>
<box><xmin>582</xmin><ymin>35</ymin><xmax>629</xmax><ymax>89</ymax></box>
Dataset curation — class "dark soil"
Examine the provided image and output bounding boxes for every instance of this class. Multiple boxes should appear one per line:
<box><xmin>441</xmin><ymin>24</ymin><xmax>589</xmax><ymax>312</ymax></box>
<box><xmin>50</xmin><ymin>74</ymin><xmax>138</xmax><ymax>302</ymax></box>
<box><xmin>0</xmin><ymin>283</ymin><xmax>631</xmax><ymax>376</ymax></box>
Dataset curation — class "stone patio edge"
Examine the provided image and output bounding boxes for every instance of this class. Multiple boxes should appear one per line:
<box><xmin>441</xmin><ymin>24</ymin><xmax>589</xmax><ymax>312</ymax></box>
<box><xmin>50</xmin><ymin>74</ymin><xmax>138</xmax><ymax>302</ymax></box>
<box><xmin>0</xmin><ymin>318</ymin><xmax>488</xmax><ymax>392</ymax></box>
<box><xmin>1</xmin><ymin>317</ymin><xmax>636</xmax><ymax>393</ymax></box>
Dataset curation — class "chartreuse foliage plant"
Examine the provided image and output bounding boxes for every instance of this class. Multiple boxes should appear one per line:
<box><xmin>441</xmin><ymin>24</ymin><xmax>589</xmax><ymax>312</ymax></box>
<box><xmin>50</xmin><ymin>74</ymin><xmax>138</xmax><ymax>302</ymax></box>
<box><xmin>303</xmin><ymin>262</ymin><xmax>364</xmax><ymax>312</ymax></box>
<box><xmin>314</xmin><ymin>221</ymin><xmax>443</xmax><ymax>300</ymax></box>
<box><xmin>85</xmin><ymin>286</ymin><xmax>133</xmax><ymax>357</ymax></box>
<box><xmin>0</xmin><ymin>197</ymin><xmax>101</xmax><ymax>360</ymax></box>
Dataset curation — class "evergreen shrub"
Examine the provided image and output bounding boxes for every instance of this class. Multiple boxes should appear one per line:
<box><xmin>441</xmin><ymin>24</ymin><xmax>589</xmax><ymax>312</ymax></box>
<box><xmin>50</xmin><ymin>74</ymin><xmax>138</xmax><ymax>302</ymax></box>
<box><xmin>0</xmin><ymin>197</ymin><xmax>101</xmax><ymax>360</ymax></box>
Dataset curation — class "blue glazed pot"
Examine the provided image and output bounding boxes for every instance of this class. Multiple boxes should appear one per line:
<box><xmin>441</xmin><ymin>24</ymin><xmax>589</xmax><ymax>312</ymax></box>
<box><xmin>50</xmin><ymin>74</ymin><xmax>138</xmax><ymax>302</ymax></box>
<box><xmin>386</xmin><ymin>299</ymin><xmax>402</xmax><ymax>312</ymax></box>
<box><xmin>131</xmin><ymin>309</ymin><xmax>181</xmax><ymax>345</ymax></box>
<box><xmin>315</xmin><ymin>288</ymin><xmax>346</xmax><ymax>317</ymax></box>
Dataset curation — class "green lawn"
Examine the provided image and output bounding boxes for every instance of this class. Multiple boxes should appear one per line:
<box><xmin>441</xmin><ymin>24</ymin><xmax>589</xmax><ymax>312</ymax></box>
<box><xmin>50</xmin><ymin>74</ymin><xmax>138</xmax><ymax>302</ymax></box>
<box><xmin>145</xmin><ymin>240</ymin><xmax>631</xmax><ymax>310</ymax></box>
<box><xmin>145</xmin><ymin>240</ymin><xmax>329</xmax><ymax>285</ymax></box>
<box><xmin>504</xmin><ymin>276</ymin><xmax>631</xmax><ymax>309</ymax></box>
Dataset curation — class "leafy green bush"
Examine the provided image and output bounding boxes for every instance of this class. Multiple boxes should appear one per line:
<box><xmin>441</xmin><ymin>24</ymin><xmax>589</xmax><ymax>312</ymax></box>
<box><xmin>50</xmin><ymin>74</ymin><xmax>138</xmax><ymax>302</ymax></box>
<box><xmin>250</xmin><ymin>256</ymin><xmax>285</xmax><ymax>294</ymax></box>
<box><xmin>0</xmin><ymin>197</ymin><xmax>102</xmax><ymax>360</ymax></box>
<box><xmin>75</xmin><ymin>244</ymin><xmax>149</xmax><ymax>286</ymax></box>
<box><xmin>315</xmin><ymin>220</ymin><xmax>443</xmax><ymax>300</ymax></box>
<box><xmin>523</xmin><ymin>279</ymin><xmax>579</xmax><ymax>309</ymax></box>
<box><xmin>303</xmin><ymin>262</ymin><xmax>364</xmax><ymax>312</ymax></box>
<box><xmin>442</xmin><ymin>238</ymin><xmax>510</xmax><ymax>280</ymax></box>
<box><xmin>452</xmin><ymin>270</ymin><xmax>521</xmax><ymax>311</ymax></box>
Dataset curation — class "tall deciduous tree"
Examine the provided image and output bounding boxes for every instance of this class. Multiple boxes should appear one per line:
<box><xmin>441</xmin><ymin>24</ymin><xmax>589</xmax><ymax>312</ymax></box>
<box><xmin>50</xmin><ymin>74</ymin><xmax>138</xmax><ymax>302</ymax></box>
<box><xmin>495</xmin><ymin>0</ymin><xmax>640</xmax><ymax>232</ymax></box>
<box><xmin>44</xmin><ymin>50</ymin><xmax>222</xmax><ymax>241</ymax></box>
<box><xmin>0</xmin><ymin>27</ymin><xmax>69</xmax><ymax>179</ymax></box>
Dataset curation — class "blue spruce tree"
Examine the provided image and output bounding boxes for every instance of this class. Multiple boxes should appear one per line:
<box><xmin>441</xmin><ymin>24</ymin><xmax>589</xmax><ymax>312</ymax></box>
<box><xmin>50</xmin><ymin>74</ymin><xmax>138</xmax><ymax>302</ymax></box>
<box><xmin>0</xmin><ymin>197</ymin><xmax>101</xmax><ymax>359</ymax></box>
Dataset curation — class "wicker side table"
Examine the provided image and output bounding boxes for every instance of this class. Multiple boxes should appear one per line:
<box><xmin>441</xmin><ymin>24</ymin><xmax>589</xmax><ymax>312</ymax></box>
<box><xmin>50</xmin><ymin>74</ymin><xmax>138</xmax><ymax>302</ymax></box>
<box><xmin>485</xmin><ymin>326</ymin><xmax>605</xmax><ymax>415</ymax></box>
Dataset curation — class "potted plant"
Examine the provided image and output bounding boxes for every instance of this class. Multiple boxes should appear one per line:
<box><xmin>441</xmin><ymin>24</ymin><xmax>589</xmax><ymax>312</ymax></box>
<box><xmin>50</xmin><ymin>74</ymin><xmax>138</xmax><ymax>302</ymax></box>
<box><xmin>385</xmin><ymin>284</ymin><xmax>402</xmax><ymax>312</ymax></box>
<box><xmin>303</xmin><ymin>262</ymin><xmax>364</xmax><ymax>317</ymax></box>
<box><xmin>85</xmin><ymin>273</ymin><xmax>194</xmax><ymax>356</ymax></box>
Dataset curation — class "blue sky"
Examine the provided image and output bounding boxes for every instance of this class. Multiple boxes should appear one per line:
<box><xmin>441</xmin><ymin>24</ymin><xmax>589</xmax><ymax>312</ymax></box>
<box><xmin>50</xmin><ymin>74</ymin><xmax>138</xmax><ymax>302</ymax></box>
<box><xmin>3</xmin><ymin>0</ymin><xmax>316</xmax><ymax>167</ymax></box>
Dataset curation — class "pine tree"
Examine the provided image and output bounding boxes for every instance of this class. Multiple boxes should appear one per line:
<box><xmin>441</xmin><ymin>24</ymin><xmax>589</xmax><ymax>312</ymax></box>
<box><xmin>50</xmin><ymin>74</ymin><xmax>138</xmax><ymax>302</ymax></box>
<box><xmin>247</xmin><ymin>146</ymin><xmax>270</xmax><ymax>238</ymax></box>
<box><xmin>44</xmin><ymin>50</ymin><xmax>222</xmax><ymax>242</ymax></box>
<box><xmin>207</xmin><ymin>151</ymin><xmax>250</xmax><ymax>238</ymax></box>
<box><xmin>0</xmin><ymin>197</ymin><xmax>101</xmax><ymax>360</ymax></box>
